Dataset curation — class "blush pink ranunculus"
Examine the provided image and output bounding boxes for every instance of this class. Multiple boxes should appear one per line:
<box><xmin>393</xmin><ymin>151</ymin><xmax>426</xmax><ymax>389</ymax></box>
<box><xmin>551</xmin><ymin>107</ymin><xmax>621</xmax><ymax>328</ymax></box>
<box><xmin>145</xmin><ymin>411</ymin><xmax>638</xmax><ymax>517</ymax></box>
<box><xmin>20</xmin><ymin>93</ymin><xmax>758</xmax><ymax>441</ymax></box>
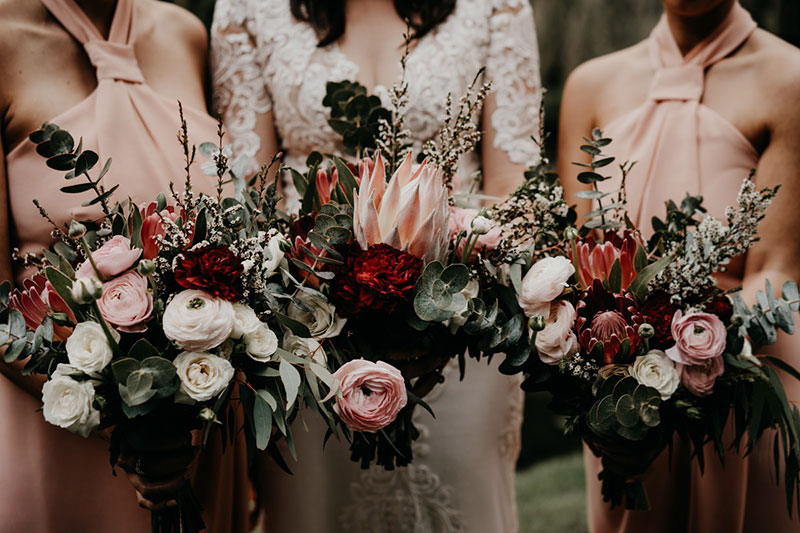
<box><xmin>449</xmin><ymin>207</ymin><xmax>502</xmax><ymax>261</ymax></box>
<box><xmin>76</xmin><ymin>235</ymin><xmax>142</xmax><ymax>279</ymax></box>
<box><xmin>96</xmin><ymin>271</ymin><xmax>153</xmax><ymax>333</ymax></box>
<box><xmin>333</xmin><ymin>359</ymin><xmax>408</xmax><ymax>433</ymax></box>
<box><xmin>535</xmin><ymin>300</ymin><xmax>579</xmax><ymax>365</ymax></box>
<box><xmin>665</xmin><ymin>311</ymin><xmax>727</xmax><ymax>366</ymax></box>
<box><xmin>140</xmin><ymin>202</ymin><xmax>178</xmax><ymax>259</ymax></box>
<box><xmin>678</xmin><ymin>356</ymin><xmax>724</xmax><ymax>396</ymax></box>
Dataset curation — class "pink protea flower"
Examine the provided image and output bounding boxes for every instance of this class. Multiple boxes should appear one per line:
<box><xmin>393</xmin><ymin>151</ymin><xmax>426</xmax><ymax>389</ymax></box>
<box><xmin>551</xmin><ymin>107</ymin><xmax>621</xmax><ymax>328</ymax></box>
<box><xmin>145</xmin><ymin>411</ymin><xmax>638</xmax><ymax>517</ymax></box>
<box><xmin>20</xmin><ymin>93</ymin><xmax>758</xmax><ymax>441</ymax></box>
<box><xmin>10</xmin><ymin>274</ymin><xmax>74</xmax><ymax>340</ymax></box>
<box><xmin>316</xmin><ymin>158</ymin><xmax>372</xmax><ymax>205</ymax></box>
<box><xmin>573</xmin><ymin>231</ymin><xmax>642</xmax><ymax>289</ymax></box>
<box><xmin>353</xmin><ymin>152</ymin><xmax>450</xmax><ymax>263</ymax></box>
<box><xmin>576</xmin><ymin>279</ymin><xmax>643</xmax><ymax>365</ymax></box>
<box><xmin>140</xmin><ymin>202</ymin><xmax>178</xmax><ymax>259</ymax></box>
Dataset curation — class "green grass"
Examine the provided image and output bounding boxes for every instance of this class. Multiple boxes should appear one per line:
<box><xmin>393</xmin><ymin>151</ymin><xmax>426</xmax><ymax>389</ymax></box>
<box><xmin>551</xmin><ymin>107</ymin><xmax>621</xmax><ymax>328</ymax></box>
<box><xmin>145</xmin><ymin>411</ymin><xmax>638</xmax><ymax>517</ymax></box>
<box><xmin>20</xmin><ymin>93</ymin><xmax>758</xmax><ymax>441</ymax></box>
<box><xmin>516</xmin><ymin>451</ymin><xmax>588</xmax><ymax>533</ymax></box>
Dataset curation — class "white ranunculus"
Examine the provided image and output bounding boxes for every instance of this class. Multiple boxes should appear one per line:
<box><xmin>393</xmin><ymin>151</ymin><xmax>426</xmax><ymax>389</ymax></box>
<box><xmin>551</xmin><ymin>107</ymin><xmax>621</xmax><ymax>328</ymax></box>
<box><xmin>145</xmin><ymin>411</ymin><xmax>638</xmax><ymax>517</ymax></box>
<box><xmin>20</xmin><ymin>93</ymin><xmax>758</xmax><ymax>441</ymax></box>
<box><xmin>738</xmin><ymin>339</ymin><xmax>761</xmax><ymax>367</ymax></box>
<box><xmin>283</xmin><ymin>332</ymin><xmax>326</xmax><ymax>365</ymax></box>
<box><xmin>245</xmin><ymin>324</ymin><xmax>279</xmax><ymax>362</ymax></box>
<box><xmin>630</xmin><ymin>350</ymin><xmax>680</xmax><ymax>400</ymax></box>
<box><xmin>263</xmin><ymin>235</ymin><xmax>286</xmax><ymax>277</ymax></box>
<box><xmin>173</xmin><ymin>351</ymin><xmax>235</xmax><ymax>403</ymax></box>
<box><xmin>231</xmin><ymin>303</ymin><xmax>262</xmax><ymax>339</ymax></box>
<box><xmin>446</xmin><ymin>279</ymin><xmax>480</xmax><ymax>332</ymax></box>
<box><xmin>535</xmin><ymin>300</ymin><xmax>578</xmax><ymax>364</ymax></box>
<box><xmin>518</xmin><ymin>256</ymin><xmax>575</xmax><ymax>319</ymax></box>
<box><xmin>163</xmin><ymin>290</ymin><xmax>234</xmax><ymax>351</ymax></box>
<box><xmin>71</xmin><ymin>276</ymin><xmax>104</xmax><ymax>304</ymax></box>
<box><xmin>65</xmin><ymin>322</ymin><xmax>120</xmax><ymax>374</ymax></box>
<box><xmin>287</xmin><ymin>293</ymin><xmax>346</xmax><ymax>339</ymax></box>
<box><xmin>42</xmin><ymin>375</ymin><xmax>100</xmax><ymax>438</ymax></box>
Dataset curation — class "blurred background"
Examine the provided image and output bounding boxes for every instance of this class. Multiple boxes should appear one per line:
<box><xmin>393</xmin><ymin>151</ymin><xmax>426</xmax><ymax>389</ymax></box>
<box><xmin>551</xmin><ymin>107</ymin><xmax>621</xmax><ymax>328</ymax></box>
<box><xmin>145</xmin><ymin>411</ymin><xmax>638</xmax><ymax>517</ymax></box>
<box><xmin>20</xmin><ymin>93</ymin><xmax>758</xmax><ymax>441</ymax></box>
<box><xmin>166</xmin><ymin>0</ymin><xmax>800</xmax><ymax>530</ymax></box>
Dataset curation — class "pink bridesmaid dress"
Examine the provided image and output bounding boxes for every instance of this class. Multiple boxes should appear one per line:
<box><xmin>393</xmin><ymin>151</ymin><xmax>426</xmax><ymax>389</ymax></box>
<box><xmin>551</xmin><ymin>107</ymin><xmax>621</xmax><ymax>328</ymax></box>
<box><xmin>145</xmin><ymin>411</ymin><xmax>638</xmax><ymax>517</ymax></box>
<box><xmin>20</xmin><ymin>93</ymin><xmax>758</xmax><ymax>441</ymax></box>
<box><xmin>1</xmin><ymin>0</ymin><xmax>250</xmax><ymax>531</ymax></box>
<box><xmin>587</xmin><ymin>3</ymin><xmax>800</xmax><ymax>532</ymax></box>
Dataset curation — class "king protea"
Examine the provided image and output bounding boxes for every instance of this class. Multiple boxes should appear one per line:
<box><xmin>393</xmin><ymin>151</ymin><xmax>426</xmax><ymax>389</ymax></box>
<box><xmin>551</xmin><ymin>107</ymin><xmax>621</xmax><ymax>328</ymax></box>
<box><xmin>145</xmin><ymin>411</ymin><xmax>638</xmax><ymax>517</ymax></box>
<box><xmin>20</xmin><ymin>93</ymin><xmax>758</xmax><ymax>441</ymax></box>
<box><xmin>352</xmin><ymin>153</ymin><xmax>450</xmax><ymax>263</ymax></box>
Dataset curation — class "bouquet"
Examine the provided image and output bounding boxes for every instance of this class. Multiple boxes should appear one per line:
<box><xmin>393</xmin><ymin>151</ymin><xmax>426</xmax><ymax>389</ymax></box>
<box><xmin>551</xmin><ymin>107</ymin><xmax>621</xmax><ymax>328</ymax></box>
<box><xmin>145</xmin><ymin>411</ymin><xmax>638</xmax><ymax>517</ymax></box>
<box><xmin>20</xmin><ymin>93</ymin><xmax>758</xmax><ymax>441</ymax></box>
<box><xmin>280</xmin><ymin>43</ymin><xmax>536</xmax><ymax>469</ymax></box>
<box><xmin>3</xmin><ymin>114</ymin><xmax>338</xmax><ymax>531</ymax></box>
<box><xmin>505</xmin><ymin>129</ymin><xmax>800</xmax><ymax>511</ymax></box>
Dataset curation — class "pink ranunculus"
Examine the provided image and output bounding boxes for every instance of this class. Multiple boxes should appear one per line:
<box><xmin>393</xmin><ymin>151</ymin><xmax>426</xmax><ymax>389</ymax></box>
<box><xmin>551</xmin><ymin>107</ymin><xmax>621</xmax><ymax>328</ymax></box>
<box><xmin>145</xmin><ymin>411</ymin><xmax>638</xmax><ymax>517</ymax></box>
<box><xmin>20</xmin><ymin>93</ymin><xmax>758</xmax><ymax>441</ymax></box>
<box><xmin>96</xmin><ymin>271</ymin><xmax>153</xmax><ymax>333</ymax></box>
<box><xmin>679</xmin><ymin>356</ymin><xmax>724</xmax><ymax>396</ymax></box>
<box><xmin>448</xmin><ymin>207</ymin><xmax>502</xmax><ymax>261</ymax></box>
<box><xmin>333</xmin><ymin>359</ymin><xmax>408</xmax><ymax>433</ymax></box>
<box><xmin>665</xmin><ymin>311</ymin><xmax>727</xmax><ymax>366</ymax></box>
<box><xmin>76</xmin><ymin>235</ymin><xmax>142</xmax><ymax>279</ymax></box>
<box><xmin>536</xmin><ymin>300</ymin><xmax>578</xmax><ymax>364</ymax></box>
<box><xmin>140</xmin><ymin>202</ymin><xmax>178</xmax><ymax>259</ymax></box>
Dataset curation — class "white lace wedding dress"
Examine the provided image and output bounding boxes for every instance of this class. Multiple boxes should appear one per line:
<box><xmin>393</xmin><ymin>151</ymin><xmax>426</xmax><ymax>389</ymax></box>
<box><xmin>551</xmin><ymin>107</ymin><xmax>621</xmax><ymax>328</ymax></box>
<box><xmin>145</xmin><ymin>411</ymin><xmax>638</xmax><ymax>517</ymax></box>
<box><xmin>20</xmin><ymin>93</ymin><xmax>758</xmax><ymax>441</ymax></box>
<box><xmin>210</xmin><ymin>1</ymin><xmax>541</xmax><ymax>531</ymax></box>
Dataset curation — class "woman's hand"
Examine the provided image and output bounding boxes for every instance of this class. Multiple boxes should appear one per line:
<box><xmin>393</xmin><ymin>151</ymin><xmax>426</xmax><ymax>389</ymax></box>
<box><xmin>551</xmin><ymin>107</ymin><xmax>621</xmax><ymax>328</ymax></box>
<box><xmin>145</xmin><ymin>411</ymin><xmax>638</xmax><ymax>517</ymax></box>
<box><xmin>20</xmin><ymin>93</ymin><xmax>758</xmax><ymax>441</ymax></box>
<box><xmin>117</xmin><ymin>434</ymin><xmax>199</xmax><ymax>512</ymax></box>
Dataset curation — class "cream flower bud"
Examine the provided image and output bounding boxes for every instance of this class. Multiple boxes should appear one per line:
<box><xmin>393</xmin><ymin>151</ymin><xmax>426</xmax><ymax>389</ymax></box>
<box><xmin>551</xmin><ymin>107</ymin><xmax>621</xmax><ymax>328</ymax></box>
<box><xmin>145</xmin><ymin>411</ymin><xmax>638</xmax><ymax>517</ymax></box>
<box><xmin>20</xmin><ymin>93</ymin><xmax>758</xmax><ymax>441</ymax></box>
<box><xmin>71</xmin><ymin>276</ymin><xmax>104</xmax><ymax>304</ymax></box>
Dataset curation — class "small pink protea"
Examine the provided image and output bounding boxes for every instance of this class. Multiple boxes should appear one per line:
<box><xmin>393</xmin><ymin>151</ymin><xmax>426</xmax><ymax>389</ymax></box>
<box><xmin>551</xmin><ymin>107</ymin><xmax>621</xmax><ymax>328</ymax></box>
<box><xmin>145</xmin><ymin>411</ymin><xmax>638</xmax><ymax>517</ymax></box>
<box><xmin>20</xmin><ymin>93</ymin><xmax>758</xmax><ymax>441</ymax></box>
<box><xmin>352</xmin><ymin>152</ymin><xmax>450</xmax><ymax>263</ymax></box>
<box><xmin>10</xmin><ymin>274</ymin><xmax>73</xmax><ymax>340</ymax></box>
<box><xmin>576</xmin><ymin>279</ymin><xmax>643</xmax><ymax>365</ymax></box>
<box><xmin>574</xmin><ymin>231</ymin><xmax>642</xmax><ymax>289</ymax></box>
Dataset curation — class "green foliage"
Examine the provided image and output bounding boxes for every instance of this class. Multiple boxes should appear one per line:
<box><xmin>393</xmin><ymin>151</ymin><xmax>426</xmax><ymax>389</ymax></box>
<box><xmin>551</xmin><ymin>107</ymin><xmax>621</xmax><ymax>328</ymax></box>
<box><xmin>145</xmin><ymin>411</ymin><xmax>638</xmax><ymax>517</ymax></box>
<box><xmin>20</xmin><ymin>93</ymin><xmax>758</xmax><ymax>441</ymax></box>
<box><xmin>322</xmin><ymin>80</ymin><xmax>391</xmax><ymax>158</ymax></box>
<box><xmin>732</xmin><ymin>279</ymin><xmax>800</xmax><ymax>346</ymax></box>
<box><xmin>413</xmin><ymin>262</ymin><xmax>470</xmax><ymax>322</ymax></box>
<box><xmin>588</xmin><ymin>375</ymin><xmax>662</xmax><ymax>441</ymax></box>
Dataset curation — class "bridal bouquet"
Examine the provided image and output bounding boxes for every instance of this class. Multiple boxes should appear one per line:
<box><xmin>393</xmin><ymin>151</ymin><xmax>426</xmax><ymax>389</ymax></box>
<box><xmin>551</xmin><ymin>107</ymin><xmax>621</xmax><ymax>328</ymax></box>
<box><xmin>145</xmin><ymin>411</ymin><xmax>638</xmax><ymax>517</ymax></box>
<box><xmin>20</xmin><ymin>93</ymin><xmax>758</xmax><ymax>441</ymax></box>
<box><xmin>3</xmin><ymin>117</ymin><xmax>338</xmax><ymax>531</ymax></box>
<box><xmin>510</xmin><ymin>130</ymin><xmax>800</xmax><ymax>511</ymax></box>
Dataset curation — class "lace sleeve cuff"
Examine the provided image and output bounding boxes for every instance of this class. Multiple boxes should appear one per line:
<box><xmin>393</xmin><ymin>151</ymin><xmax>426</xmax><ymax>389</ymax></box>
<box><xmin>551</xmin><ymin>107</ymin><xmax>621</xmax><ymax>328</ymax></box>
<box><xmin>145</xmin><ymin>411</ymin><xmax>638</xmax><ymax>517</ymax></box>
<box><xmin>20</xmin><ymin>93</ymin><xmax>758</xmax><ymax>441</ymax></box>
<box><xmin>211</xmin><ymin>0</ymin><xmax>272</xmax><ymax>173</ymax></box>
<box><xmin>486</xmin><ymin>0</ymin><xmax>542</xmax><ymax>167</ymax></box>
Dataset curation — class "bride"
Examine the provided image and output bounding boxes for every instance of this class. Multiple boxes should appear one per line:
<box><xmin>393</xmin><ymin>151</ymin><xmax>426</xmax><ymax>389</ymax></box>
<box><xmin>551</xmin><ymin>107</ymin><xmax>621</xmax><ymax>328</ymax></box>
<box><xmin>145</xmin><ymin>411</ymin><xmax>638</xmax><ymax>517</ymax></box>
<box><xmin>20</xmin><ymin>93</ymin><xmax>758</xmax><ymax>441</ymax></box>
<box><xmin>211</xmin><ymin>0</ymin><xmax>541</xmax><ymax>531</ymax></box>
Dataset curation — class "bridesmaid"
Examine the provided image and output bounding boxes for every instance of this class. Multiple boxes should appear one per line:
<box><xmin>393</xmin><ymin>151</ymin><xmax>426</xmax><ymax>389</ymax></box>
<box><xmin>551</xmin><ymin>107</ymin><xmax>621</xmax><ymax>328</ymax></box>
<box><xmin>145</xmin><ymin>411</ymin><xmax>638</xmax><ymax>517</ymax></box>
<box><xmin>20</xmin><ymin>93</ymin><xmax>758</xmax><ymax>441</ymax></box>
<box><xmin>559</xmin><ymin>0</ymin><xmax>800</xmax><ymax>531</ymax></box>
<box><xmin>0</xmin><ymin>0</ymin><xmax>249</xmax><ymax>531</ymax></box>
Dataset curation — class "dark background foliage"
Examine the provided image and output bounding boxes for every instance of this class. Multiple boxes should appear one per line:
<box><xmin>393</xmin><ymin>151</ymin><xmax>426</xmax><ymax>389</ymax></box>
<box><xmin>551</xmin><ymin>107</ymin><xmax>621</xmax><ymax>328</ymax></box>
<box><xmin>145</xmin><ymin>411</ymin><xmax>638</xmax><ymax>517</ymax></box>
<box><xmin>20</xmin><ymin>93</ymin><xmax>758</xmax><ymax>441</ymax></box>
<box><xmin>166</xmin><ymin>0</ymin><xmax>800</xmax><ymax>468</ymax></box>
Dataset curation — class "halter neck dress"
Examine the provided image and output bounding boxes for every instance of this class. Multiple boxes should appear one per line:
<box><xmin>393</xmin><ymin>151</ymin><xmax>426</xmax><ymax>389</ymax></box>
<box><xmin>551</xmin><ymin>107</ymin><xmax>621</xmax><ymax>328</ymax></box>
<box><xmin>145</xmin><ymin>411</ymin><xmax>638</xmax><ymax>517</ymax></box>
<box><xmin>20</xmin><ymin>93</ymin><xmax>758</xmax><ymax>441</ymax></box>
<box><xmin>586</xmin><ymin>4</ymin><xmax>797</xmax><ymax>532</ymax></box>
<box><xmin>0</xmin><ymin>0</ymin><xmax>249</xmax><ymax>530</ymax></box>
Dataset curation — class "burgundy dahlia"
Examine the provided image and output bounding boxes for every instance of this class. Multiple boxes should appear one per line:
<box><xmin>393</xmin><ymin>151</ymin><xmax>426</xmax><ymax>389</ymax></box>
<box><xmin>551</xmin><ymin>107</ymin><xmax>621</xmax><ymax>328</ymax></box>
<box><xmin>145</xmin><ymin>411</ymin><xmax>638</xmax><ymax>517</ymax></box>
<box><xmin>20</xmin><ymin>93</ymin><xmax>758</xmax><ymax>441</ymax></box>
<box><xmin>331</xmin><ymin>243</ymin><xmax>423</xmax><ymax>317</ymax></box>
<box><xmin>174</xmin><ymin>244</ymin><xmax>243</xmax><ymax>301</ymax></box>
<box><xmin>576</xmin><ymin>279</ymin><xmax>643</xmax><ymax>365</ymax></box>
<box><xmin>639</xmin><ymin>292</ymin><xmax>678</xmax><ymax>350</ymax></box>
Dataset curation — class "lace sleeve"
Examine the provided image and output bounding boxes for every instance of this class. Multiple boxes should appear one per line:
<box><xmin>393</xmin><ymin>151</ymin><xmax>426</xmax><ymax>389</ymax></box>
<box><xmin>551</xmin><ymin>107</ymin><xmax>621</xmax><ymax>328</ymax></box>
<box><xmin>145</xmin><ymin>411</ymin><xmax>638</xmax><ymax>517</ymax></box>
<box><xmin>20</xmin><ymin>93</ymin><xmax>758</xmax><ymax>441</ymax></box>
<box><xmin>486</xmin><ymin>0</ymin><xmax>542</xmax><ymax>167</ymax></box>
<box><xmin>210</xmin><ymin>0</ymin><xmax>271</xmax><ymax>174</ymax></box>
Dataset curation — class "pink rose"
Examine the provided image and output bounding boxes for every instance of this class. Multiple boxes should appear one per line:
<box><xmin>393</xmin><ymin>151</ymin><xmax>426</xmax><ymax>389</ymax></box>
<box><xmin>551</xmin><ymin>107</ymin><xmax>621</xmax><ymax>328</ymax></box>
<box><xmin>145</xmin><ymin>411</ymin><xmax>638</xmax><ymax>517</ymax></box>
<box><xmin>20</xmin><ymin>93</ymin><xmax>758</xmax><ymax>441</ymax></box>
<box><xmin>333</xmin><ymin>360</ymin><xmax>408</xmax><ymax>433</ymax></box>
<box><xmin>141</xmin><ymin>202</ymin><xmax>178</xmax><ymax>259</ymax></box>
<box><xmin>449</xmin><ymin>207</ymin><xmax>502</xmax><ymax>260</ymax></box>
<box><xmin>76</xmin><ymin>236</ymin><xmax>141</xmax><ymax>279</ymax></box>
<box><xmin>535</xmin><ymin>300</ymin><xmax>578</xmax><ymax>365</ymax></box>
<box><xmin>665</xmin><ymin>311</ymin><xmax>727</xmax><ymax>365</ymax></box>
<box><xmin>679</xmin><ymin>356</ymin><xmax>724</xmax><ymax>396</ymax></box>
<box><xmin>96</xmin><ymin>271</ymin><xmax>153</xmax><ymax>333</ymax></box>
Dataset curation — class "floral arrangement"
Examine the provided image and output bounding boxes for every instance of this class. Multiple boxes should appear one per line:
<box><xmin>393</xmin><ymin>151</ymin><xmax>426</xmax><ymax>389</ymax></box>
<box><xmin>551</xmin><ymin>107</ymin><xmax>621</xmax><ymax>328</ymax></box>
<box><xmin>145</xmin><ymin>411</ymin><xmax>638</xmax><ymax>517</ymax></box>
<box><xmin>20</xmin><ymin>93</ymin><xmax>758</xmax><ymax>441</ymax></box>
<box><xmin>3</xmin><ymin>116</ymin><xmax>338</xmax><ymax>531</ymax></box>
<box><xmin>506</xmin><ymin>129</ymin><xmax>800</xmax><ymax>511</ymax></box>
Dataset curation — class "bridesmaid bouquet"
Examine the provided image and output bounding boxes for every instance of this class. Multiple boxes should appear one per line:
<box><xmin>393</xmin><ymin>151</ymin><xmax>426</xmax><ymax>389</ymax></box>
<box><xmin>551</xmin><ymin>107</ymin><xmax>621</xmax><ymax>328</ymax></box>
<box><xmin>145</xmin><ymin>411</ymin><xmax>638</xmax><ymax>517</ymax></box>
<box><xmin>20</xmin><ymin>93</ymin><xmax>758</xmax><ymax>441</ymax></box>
<box><xmin>510</xmin><ymin>130</ymin><xmax>800</xmax><ymax>512</ymax></box>
<box><xmin>2</xmin><ymin>119</ymin><xmax>338</xmax><ymax>531</ymax></box>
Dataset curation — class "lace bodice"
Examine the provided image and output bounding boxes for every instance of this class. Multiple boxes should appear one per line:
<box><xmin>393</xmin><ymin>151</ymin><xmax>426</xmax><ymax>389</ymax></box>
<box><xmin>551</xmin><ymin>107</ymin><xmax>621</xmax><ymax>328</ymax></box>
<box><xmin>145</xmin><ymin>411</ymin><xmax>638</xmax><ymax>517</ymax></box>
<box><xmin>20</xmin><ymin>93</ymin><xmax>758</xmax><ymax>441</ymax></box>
<box><xmin>211</xmin><ymin>0</ymin><xmax>541</xmax><ymax>207</ymax></box>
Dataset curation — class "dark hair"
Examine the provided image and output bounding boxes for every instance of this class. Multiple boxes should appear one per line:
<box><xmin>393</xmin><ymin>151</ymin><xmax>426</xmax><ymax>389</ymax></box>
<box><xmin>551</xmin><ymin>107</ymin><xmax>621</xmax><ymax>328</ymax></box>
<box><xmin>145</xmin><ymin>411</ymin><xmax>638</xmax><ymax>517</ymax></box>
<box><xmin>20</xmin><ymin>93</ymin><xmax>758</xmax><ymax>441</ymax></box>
<box><xmin>290</xmin><ymin>0</ymin><xmax>457</xmax><ymax>47</ymax></box>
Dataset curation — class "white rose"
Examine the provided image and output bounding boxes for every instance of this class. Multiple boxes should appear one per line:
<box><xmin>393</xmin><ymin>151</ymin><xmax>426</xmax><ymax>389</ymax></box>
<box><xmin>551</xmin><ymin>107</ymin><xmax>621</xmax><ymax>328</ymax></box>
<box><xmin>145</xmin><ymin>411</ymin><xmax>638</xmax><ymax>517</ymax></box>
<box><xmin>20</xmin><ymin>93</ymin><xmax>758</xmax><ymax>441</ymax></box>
<box><xmin>263</xmin><ymin>235</ymin><xmax>286</xmax><ymax>277</ymax></box>
<box><xmin>287</xmin><ymin>293</ymin><xmax>346</xmax><ymax>339</ymax></box>
<box><xmin>173</xmin><ymin>351</ymin><xmax>235</xmax><ymax>402</ymax></box>
<box><xmin>42</xmin><ymin>375</ymin><xmax>100</xmax><ymax>438</ymax></box>
<box><xmin>245</xmin><ymin>324</ymin><xmax>279</xmax><ymax>362</ymax></box>
<box><xmin>518</xmin><ymin>256</ymin><xmax>575</xmax><ymax>319</ymax></box>
<box><xmin>630</xmin><ymin>350</ymin><xmax>680</xmax><ymax>400</ymax></box>
<box><xmin>446</xmin><ymin>279</ymin><xmax>480</xmax><ymax>332</ymax></box>
<box><xmin>738</xmin><ymin>339</ymin><xmax>761</xmax><ymax>367</ymax></box>
<box><xmin>163</xmin><ymin>290</ymin><xmax>234</xmax><ymax>351</ymax></box>
<box><xmin>71</xmin><ymin>276</ymin><xmax>103</xmax><ymax>304</ymax></box>
<box><xmin>231</xmin><ymin>303</ymin><xmax>262</xmax><ymax>339</ymax></box>
<box><xmin>283</xmin><ymin>332</ymin><xmax>326</xmax><ymax>365</ymax></box>
<box><xmin>535</xmin><ymin>300</ymin><xmax>578</xmax><ymax>364</ymax></box>
<box><xmin>65</xmin><ymin>322</ymin><xmax>120</xmax><ymax>374</ymax></box>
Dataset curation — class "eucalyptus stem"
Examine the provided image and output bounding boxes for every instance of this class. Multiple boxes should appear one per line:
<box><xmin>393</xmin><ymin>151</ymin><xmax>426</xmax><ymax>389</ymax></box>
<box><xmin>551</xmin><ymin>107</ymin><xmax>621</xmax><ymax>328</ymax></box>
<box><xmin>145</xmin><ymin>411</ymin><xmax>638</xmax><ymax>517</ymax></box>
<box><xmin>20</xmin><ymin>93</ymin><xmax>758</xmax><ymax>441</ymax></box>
<box><xmin>90</xmin><ymin>300</ymin><xmax>122</xmax><ymax>356</ymax></box>
<box><xmin>78</xmin><ymin>236</ymin><xmax>106</xmax><ymax>282</ymax></box>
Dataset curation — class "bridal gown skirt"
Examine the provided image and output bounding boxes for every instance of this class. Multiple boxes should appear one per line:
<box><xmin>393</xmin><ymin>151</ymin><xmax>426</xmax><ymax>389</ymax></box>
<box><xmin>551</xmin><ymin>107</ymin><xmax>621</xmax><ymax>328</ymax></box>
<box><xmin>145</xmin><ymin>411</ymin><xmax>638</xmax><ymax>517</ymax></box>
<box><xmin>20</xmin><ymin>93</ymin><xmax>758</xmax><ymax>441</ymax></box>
<box><xmin>257</xmin><ymin>356</ymin><xmax>524</xmax><ymax>533</ymax></box>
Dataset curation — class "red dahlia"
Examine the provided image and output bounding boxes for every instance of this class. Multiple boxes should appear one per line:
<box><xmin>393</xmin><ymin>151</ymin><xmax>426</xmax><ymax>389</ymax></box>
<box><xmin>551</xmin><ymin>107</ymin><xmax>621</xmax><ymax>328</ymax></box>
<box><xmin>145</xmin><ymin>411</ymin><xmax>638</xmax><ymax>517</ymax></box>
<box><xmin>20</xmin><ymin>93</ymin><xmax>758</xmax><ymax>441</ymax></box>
<box><xmin>174</xmin><ymin>244</ymin><xmax>243</xmax><ymax>301</ymax></box>
<box><xmin>331</xmin><ymin>243</ymin><xmax>423</xmax><ymax>317</ymax></box>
